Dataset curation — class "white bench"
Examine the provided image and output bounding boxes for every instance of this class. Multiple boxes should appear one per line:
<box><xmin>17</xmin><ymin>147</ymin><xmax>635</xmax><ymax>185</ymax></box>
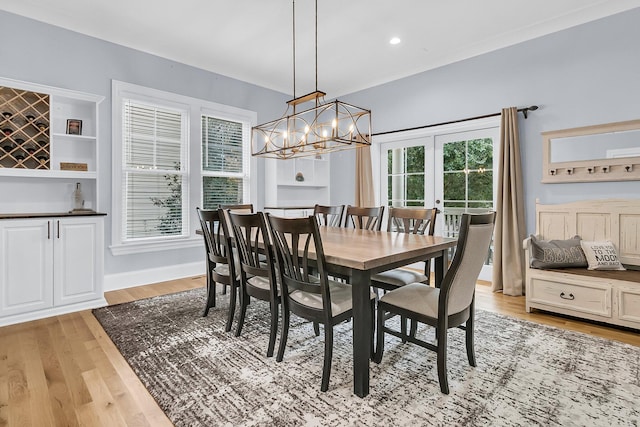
<box><xmin>524</xmin><ymin>199</ymin><xmax>640</xmax><ymax>329</ymax></box>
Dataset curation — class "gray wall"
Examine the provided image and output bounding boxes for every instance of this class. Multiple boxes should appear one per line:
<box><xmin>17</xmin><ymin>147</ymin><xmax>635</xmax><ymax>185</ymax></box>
<box><xmin>335</xmin><ymin>7</ymin><xmax>640</xmax><ymax>233</ymax></box>
<box><xmin>0</xmin><ymin>10</ymin><xmax>287</xmax><ymax>278</ymax></box>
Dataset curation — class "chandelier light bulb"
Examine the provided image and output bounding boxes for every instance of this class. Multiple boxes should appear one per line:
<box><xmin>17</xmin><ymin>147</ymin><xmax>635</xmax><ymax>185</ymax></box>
<box><xmin>331</xmin><ymin>119</ymin><xmax>337</xmax><ymax>128</ymax></box>
<box><xmin>304</xmin><ymin>125</ymin><xmax>310</xmax><ymax>134</ymax></box>
<box><xmin>322</xmin><ymin>129</ymin><xmax>328</xmax><ymax>138</ymax></box>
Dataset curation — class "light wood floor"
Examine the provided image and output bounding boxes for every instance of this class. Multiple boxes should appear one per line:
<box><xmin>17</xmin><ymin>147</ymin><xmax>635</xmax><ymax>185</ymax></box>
<box><xmin>1</xmin><ymin>276</ymin><xmax>639</xmax><ymax>426</ymax></box>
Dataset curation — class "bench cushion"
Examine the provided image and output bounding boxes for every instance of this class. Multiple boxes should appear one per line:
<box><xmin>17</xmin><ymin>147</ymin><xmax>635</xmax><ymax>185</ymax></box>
<box><xmin>547</xmin><ymin>267</ymin><xmax>640</xmax><ymax>283</ymax></box>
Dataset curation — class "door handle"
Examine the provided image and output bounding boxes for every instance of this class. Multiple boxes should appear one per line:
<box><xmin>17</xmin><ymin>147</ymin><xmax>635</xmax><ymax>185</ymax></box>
<box><xmin>47</xmin><ymin>220</ymin><xmax>51</xmax><ymax>239</ymax></box>
<box><xmin>435</xmin><ymin>199</ymin><xmax>441</xmax><ymax>204</ymax></box>
<box><xmin>57</xmin><ymin>220</ymin><xmax>60</xmax><ymax>239</ymax></box>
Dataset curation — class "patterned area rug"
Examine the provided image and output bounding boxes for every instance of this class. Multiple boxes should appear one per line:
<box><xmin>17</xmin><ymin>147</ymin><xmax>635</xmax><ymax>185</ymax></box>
<box><xmin>93</xmin><ymin>288</ymin><xmax>640</xmax><ymax>427</ymax></box>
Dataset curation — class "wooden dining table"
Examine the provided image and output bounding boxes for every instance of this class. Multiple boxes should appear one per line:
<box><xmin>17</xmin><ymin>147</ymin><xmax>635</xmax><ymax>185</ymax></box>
<box><xmin>314</xmin><ymin>226</ymin><xmax>457</xmax><ymax>397</ymax></box>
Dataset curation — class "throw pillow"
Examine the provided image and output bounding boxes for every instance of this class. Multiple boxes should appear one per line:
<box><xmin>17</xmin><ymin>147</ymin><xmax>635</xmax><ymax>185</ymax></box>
<box><xmin>580</xmin><ymin>240</ymin><xmax>626</xmax><ymax>271</ymax></box>
<box><xmin>529</xmin><ymin>234</ymin><xmax>588</xmax><ymax>269</ymax></box>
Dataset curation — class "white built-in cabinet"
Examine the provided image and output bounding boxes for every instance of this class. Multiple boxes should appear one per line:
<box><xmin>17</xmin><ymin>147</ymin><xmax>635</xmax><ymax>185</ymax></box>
<box><xmin>0</xmin><ymin>215</ymin><xmax>105</xmax><ymax>326</ymax></box>
<box><xmin>264</xmin><ymin>155</ymin><xmax>330</xmax><ymax>209</ymax></box>
<box><xmin>0</xmin><ymin>77</ymin><xmax>103</xmax><ymax>214</ymax></box>
<box><xmin>0</xmin><ymin>77</ymin><xmax>106</xmax><ymax>326</ymax></box>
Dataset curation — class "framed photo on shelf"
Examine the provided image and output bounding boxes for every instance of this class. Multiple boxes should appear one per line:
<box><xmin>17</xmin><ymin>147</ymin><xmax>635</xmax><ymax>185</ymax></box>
<box><xmin>66</xmin><ymin>119</ymin><xmax>82</xmax><ymax>135</ymax></box>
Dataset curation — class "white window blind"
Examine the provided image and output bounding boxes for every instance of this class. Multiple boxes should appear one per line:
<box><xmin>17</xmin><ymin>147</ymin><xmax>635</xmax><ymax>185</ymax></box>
<box><xmin>123</xmin><ymin>100</ymin><xmax>187</xmax><ymax>240</ymax></box>
<box><xmin>201</xmin><ymin>116</ymin><xmax>245</xmax><ymax>209</ymax></box>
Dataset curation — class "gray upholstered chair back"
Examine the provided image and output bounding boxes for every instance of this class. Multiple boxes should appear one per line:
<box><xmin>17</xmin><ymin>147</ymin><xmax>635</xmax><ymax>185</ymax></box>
<box><xmin>441</xmin><ymin>212</ymin><xmax>496</xmax><ymax>315</ymax></box>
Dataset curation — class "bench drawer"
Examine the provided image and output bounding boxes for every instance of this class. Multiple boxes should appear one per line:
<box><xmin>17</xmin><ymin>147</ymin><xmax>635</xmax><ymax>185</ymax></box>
<box><xmin>618</xmin><ymin>285</ymin><xmax>640</xmax><ymax>324</ymax></box>
<box><xmin>529</xmin><ymin>277</ymin><xmax>612</xmax><ymax>317</ymax></box>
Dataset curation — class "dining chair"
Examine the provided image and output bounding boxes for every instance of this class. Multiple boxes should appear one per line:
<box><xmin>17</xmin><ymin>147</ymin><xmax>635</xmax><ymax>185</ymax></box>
<box><xmin>371</xmin><ymin>207</ymin><xmax>438</xmax><ymax>339</ymax></box>
<box><xmin>313</xmin><ymin>204</ymin><xmax>345</xmax><ymax>227</ymax></box>
<box><xmin>267</xmin><ymin>214</ymin><xmax>376</xmax><ymax>392</ymax></box>
<box><xmin>371</xmin><ymin>207</ymin><xmax>439</xmax><ymax>290</ymax></box>
<box><xmin>227</xmin><ymin>210</ymin><xmax>281</xmax><ymax>357</ymax></box>
<box><xmin>196</xmin><ymin>207</ymin><xmax>240</xmax><ymax>332</ymax></box>
<box><xmin>344</xmin><ymin>205</ymin><xmax>385</xmax><ymax>231</ymax></box>
<box><xmin>219</xmin><ymin>203</ymin><xmax>255</xmax><ymax>294</ymax></box>
<box><xmin>373</xmin><ymin>212</ymin><xmax>496</xmax><ymax>394</ymax></box>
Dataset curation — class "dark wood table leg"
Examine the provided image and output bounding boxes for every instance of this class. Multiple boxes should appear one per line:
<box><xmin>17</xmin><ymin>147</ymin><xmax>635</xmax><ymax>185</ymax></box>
<box><xmin>350</xmin><ymin>269</ymin><xmax>371</xmax><ymax>398</ymax></box>
<box><xmin>434</xmin><ymin>250</ymin><xmax>449</xmax><ymax>288</ymax></box>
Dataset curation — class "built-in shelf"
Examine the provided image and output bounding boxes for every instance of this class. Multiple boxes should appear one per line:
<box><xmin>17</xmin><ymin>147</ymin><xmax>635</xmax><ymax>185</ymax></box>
<box><xmin>0</xmin><ymin>77</ymin><xmax>104</xmax><ymax>214</ymax></box>
<box><xmin>265</xmin><ymin>156</ymin><xmax>330</xmax><ymax>208</ymax></box>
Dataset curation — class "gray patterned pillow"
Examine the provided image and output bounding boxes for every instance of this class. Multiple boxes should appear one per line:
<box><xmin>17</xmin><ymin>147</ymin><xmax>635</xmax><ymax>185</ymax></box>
<box><xmin>529</xmin><ymin>234</ymin><xmax>588</xmax><ymax>269</ymax></box>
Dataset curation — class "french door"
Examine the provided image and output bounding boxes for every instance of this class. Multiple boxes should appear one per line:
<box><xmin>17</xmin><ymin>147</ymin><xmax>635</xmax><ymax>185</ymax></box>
<box><xmin>377</xmin><ymin>118</ymin><xmax>500</xmax><ymax>280</ymax></box>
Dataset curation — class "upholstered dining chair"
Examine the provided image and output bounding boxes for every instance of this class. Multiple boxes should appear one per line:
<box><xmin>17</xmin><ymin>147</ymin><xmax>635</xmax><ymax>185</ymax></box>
<box><xmin>371</xmin><ymin>207</ymin><xmax>438</xmax><ymax>339</ymax></box>
<box><xmin>227</xmin><ymin>210</ymin><xmax>281</xmax><ymax>357</ymax></box>
<box><xmin>374</xmin><ymin>212</ymin><xmax>496</xmax><ymax>394</ymax></box>
<box><xmin>196</xmin><ymin>207</ymin><xmax>240</xmax><ymax>332</ymax></box>
<box><xmin>344</xmin><ymin>205</ymin><xmax>385</xmax><ymax>231</ymax></box>
<box><xmin>313</xmin><ymin>204</ymin><xmax>345</xmax><ymax>227</ymax></box>
<box><xmin>267</xmin><ymin>214</ymin><xmax>376</xmax><ymax>392</ymax></box>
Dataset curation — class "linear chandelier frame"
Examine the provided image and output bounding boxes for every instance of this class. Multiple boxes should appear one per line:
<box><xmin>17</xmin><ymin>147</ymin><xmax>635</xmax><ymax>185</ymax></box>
<box><xmin>251</xmin><ymin>0</ymin><xmax>372</xmax><ymax>159</ymax></box>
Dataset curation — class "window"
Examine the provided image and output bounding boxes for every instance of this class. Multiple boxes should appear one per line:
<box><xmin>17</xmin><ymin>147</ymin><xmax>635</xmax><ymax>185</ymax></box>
<box><xmin>387</xmin><ymin>145</ymin><xmax>425</xmax><ymax>207</ymax></box>
<box><xmin>112</xmin><ymin>81</ymin><xmax>256</xmax><ymax>255</ymax></box>
<box><xmin>122</xmin><ymin>101</ymin><xmax>187</xmax><ymax>240</ymax></box>
<box><xmin>201</xmin><ymin>116</ymin><xmax>247</xmax><ymax>208</ymax></box>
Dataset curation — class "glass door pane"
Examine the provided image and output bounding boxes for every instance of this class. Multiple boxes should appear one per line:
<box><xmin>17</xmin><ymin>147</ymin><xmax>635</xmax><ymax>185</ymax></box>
<box><xmin>381</xmin><ymin>137</ymin><xmax>435</xmax><ymax>211</ymax></box>
<box><xmin>435</xmin><ymin>127</ymin><xmax>499</xmax><ymax>280</ymax></box>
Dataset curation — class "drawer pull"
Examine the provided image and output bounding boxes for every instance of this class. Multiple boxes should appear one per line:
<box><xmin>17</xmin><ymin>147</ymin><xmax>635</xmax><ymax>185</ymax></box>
<box><xmin>560</xmin><ymin>292</ymin><xmax>575</xmax><ymax>300</ymax></box>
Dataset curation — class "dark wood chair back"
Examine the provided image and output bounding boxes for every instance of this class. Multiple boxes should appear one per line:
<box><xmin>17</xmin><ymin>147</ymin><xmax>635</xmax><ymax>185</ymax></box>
<box><xmin>387</xmin><ymin>207</ymin><xmax>438</xmax><ymax>235</ymax></box>
<box><xmin>344</xmin><ymin>205</ymin><xmax>385</xmax><ymax>231</ymax></box>
<box><xmin>227</xmin><ymin>210</ymin><xmax>280</xmax><ymax>356</ymax></box>
<box><xmin>220</xmin><ymin>203</ymin><xmax>254</xmax><ymax>213</ymax></box>
<box><xmin>314</xmin><ymin>204</ymin><xmax>345</xmax><ymax>227</ymax></box>
<box><xmin>228</xmin><ymin>210</ymin><xmax>277</xmax><ymax>294</ymax></box>
<box><xmin>267</xmin><ymin>214</ymin><xmax>332</xmax><ymax>321</ymax></box>
<box><xmin>196</xmin><ymin>207</ymin><xmax>239</xmax><ymax>325</ymax></box>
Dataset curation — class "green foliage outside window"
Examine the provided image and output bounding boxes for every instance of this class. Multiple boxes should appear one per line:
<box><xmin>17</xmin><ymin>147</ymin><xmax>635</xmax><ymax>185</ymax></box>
<box><xmin>150</xmin><ymin>162</ymin><xmax>182</xmax><ymax>235</ymax></box>
<box><xmin>443</xmin><ymin>138</ymin><xmax>493</xmax><ymax>208</ymax></box>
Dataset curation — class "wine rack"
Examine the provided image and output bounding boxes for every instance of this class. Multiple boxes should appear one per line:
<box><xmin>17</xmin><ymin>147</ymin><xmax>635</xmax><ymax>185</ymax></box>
<box><xmin>0</xmin><ymin>86</ymin><xmax>50</xmax><ymax>169</ymax></box>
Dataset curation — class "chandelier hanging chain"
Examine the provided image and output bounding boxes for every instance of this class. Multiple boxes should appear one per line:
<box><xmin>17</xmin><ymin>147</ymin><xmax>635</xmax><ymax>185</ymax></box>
<box><xmin>292</xmin><ymin>0</ymin><xmax>296</xmax><ymax>103</ymax></box>
<box><xmin>315</xmin><ymin>0</ymin><xmax>318</xmax><ymax>97</ymax></box>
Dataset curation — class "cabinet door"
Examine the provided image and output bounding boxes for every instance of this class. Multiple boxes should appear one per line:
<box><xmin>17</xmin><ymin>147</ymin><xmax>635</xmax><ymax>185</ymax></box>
<box><xmin>0</xmin><ymin>219</ymin><xmax>54</xmax><ymax>316</ymax></box>
<box><xmin>53</xmin><ymin>217</ymin><xmax>104</xmax><ymax>306</ymax></box>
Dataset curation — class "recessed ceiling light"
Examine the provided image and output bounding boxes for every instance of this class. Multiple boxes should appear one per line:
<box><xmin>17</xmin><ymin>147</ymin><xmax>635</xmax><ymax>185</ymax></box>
<box><xmin>389</xmin><ymin>37</ymin><xmax>401</xmax><ymax>45</ymax></box>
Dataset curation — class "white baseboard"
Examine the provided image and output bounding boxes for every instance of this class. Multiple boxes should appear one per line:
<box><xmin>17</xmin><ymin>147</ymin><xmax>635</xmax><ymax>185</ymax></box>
<box><xmin>0</xmin><ymin>297</ymin><xmax>108</xmax><ymax>328</ymax></box>
<box><xmin>104</xmin><ymin>261</ymin><xmax>205</xmax><ymax>291</ymax></box>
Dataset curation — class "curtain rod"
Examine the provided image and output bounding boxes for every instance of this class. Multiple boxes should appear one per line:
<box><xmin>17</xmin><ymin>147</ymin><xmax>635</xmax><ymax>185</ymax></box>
<box><xmin>372</xmin><ymin>105</ymin><xmax>538</xmax><ymax>137</ymax></box>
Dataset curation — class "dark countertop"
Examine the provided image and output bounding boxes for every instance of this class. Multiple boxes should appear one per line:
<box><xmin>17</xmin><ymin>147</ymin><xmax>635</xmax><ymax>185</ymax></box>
<box><xmin>0</xmin><ymin>211</ymin><xmax>107</xmax><ymax>219</ymax></box>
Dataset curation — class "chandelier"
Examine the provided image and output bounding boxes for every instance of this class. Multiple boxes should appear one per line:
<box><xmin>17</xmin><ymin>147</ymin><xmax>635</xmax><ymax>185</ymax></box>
<box><xmin>251</xmin><ymin>0</ymin><xmax>372</xmax><ymax>159</ymax></box>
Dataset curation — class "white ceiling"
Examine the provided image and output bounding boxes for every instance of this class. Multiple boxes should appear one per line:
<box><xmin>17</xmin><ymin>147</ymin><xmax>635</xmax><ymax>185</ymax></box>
<box><xmin>2</xmin><ymin>1</ymin><xmax>640</xmax><ymax>97</ymax></box>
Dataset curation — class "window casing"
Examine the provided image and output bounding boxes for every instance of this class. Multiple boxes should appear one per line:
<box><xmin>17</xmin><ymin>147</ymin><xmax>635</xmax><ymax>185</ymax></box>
<box><xmin>111</xmin><ymin>81</ymin><xmax>256</xmax><ymax>255</ymax></box>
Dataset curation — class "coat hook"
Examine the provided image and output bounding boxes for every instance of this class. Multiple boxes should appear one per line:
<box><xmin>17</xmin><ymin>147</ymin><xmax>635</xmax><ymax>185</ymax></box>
<box><xmin>624</xmin><ymin>165</ymin><xmax>633</xmax><ymax>172</ymax></box>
